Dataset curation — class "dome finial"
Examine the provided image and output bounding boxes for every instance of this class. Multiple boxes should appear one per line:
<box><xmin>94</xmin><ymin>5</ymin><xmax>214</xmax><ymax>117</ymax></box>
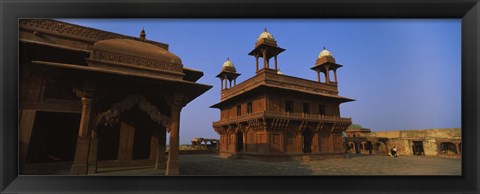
<box><xmin>140</xmin><ymin>27</ymin><xmax>146</xmax><ymax>41</ymax></box>
<box><xmin>257</xmin><ymin>28</ymin><xmax>274</xmax><ymax>41</ymax></box>
<box><xmin>318</xmin><ymin>47</ymin><xmax>333</xmax><ymax>59</ymax></box>
<box><xmin>227</xmin><ymin>57</ymin><xmax>230</xmax><ymax>61</ymax></box>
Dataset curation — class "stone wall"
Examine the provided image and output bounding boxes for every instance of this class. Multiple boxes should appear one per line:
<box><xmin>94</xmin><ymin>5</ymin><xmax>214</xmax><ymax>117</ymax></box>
<box><xmin>366</xmin><ymin>128</ymin><xmax>461</xmax><ymax>157</ymax></box>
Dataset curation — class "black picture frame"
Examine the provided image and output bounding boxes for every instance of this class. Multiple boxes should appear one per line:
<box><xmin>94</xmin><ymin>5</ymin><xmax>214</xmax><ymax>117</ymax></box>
<box><xmin>1</xmin><ymin>0</ymin><xmax>479</xmax><ymax>193</ymax></box>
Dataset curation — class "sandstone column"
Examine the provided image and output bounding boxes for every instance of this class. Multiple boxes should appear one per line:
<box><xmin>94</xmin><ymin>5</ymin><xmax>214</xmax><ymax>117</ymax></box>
<box><xmin>166</xmin><ymin>104</ymin><xmax>182</xmax><ymax>175</ymax></box>
<box><xmin>155</xmin><ymin>127</ymin><xmax>167</xmax><ymax>172</ymax></box>
<box><xmin>455</xmin><ymin>143</ymin><xmax>461</xmax><ymax>155</ymax></box>
<box><xmin>71</xmin><ymin>97</ymin><xmax>95</xmax><ymax>175</ymax></box>
<box><xmin>255</xmin><ymin>55</ymin><xmax>259</xmax><ymax>72</ymax></box>
<box><xmin>19</xmin><ymin>110</ymin><xmax>36</xmax><ymax>170</ymax></box>
<box><xmin>274</xmin><ymin>55</ymin><xmax>278</xmax><ymax>70</ymax></box>
<box><xmin>262</xmin><ymin>49</ymin><xmax>267</xmax><ymax>69</ymax></box>
<box><xmin>87</xmin><ymin>130</ymin><xmax>98</xmax><ymax>174</ymax></box>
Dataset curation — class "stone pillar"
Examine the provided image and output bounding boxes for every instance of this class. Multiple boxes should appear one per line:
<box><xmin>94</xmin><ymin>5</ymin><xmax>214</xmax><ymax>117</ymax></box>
<box><xmin>117</xmin><ymin>122</ymin><xmax>135</xmax><ymax>161</ymax></box>
<box><xmin>312</xmin><ymin>132</ymin><xmax>320</xmax><ymax>153</ymax></box>
<box><xmin>155</xmin><ymin>127</ymin><xmax>167</xmax><ymax>172</ymax></box>
<box><xmin>19</xmin><ymin>110</ymin><xmax>36</xmax><ymax>170</ymax></box>
<box><xmin>372</xmin><ymin>141</ymin><xmax>377</xmax><ymax>154</ymax></box>
<box><xmin>334</xmin><ymin>69</ymin><xmax>338</xmax><ymax>83</ymax></box>
<box><xmin>274</xmin><ymin>55</ymin><xmax>278</xmax><ymax>70</ymax></box>
<box><xmin>71</xmin><ymin>97</ymin><xmax>95</xmax><ymax>175</ymax></box>
<box><xmin>255</xmin><ymin>55</ymin><xmax>259</xmax><ymax>72</ymax></box>
<box><xmin>325</xmin><ymin>66</ymin><xmax>330</xmax><ymax>84</ymax></box>
<box><xmin>87</xmin><ymin>130</ymin><xmax>98</xmax><ymax>174</ymax></box>
<box><xmin>455</xmin><ymin>143</ymin><xmax>460</xmax><ymax>155</ymax></box>
<box><xmin>243</xmin><ymin>132</ymin><xmax>247</xmax><ymax>152</ymax></box>
<box><xmin>317</xmin><ymin>71</ymin><xmax>321</xmax><ymax>82</ymax></box>
<box><xmin>166</xmin><ymin>105</ymin><xmax>182</xmax><ymax>175</ymax></box>
<box><xmin>262</xmin><ymin>49</ymin><xmax>267</xmax><ymax>69</ymax></box>
<box><xmin>216</xmin><ymin>140</ymin><xmax>219</xmax><ymax>150</ymax></box>
<box><xmin>220</xmin><ymin>78</ymin><xmax>224</xmax><ymax>91</ymax></box>
<box><xmin>234</xmin><ymin>79</ymin><xmax>236</xmax><ymax>86</ymax></box>
<box><xmin>296</xmin><ymin>132</ymin><xmax>303</xmax><ymax>153</ymax></box>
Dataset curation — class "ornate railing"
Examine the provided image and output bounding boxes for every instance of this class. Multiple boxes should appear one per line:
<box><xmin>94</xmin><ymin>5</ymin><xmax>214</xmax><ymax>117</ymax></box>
<box><xmin>212</xmin><ymin>111</ymin><xmax>351</xmax><ymax>126</ymax></box>
<box><xmin>220</xmin><ymin>70</ymin><xmax>338</xmax><ymax>101</ymax></box>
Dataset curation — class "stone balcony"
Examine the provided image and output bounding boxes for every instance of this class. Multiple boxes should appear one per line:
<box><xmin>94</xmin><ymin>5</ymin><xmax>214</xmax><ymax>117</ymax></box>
<box><xmin>212</xmin><ymin>111</ymin><xmax>352</xmax><ymax>127</ymax></box>
<box><xmin>220</xmin><ymin>69</ymin><xmax>339</xmax><ymax>101</ymax></box>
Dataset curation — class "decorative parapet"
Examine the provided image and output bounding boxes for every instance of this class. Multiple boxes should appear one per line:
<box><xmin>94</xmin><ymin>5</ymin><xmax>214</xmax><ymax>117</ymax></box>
<box><xmin>220</xmin><ymin>69</ymin><xmax>338</xmax><ymax>101</ymax></box>
<box><xmin>212</xmin><ymin>111</ymin><xmax>351</xmax><ymax>127</ymax></box>
<box><xmin>91</xmin><ymin>50</ymin><xmax>183</xmax><ymax>73</ymax></box>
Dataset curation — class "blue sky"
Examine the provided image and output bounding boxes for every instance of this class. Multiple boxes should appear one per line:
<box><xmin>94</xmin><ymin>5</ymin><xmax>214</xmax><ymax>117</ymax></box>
<box><xmin>60</xmin><ymin>19</ymin><xmax>461</xmax><ymax>144</ymax></box>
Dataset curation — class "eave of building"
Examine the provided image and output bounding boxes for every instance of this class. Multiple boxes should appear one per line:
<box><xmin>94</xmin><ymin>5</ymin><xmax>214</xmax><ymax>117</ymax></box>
<box><xmin>215</xmin><ymin>70</ymin><xmax>241</xmax><ymax>78</ymax></box>
<box><xmin>30</xmin><ymin>60</ymin><xmax>212</xmax><ymax>105</ymax></box>
<box><xmin>21</xmin><ymin>37</ymin><xmax>206</xmax><ymax>84</ymax></box>
<box><xmin>183</xmin><ymin>67</ymin><xmax>204</xmax><ymax>82</ymax></box>
<box><xmin>20</xmin><ymin>39</ymin><xmax>91</xmax><ymax>53</ymax></box>
<box><xmin>19</xmin><ymin>19</ymin><xmax>169</xmax><ymax>50</ymax></box>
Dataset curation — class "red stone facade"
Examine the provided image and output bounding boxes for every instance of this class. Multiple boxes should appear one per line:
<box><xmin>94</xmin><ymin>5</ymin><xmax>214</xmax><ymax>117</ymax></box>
<box><xmin>19</xmin><ymin>19</ymin><xmax>211</xmax><ymax>175</ymax></box>
<box><xmin>211</xmin><ymin>29</ymin><xmax>354</xmax><ymax>161</ymax></box>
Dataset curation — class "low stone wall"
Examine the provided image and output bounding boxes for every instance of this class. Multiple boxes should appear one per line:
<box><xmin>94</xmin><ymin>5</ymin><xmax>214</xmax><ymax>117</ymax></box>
<box><xmin>369</xmin><ymin>128</ymin><xmax>461</xmax><ymax>157</ymax></box>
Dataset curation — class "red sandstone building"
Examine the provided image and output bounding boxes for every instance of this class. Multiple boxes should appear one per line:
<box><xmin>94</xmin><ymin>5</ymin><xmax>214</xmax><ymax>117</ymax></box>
<box><xmin>19</xmin><ymin>19</ymin><xmax>211</xmax><ymax>175</ymax></box>
<box><xmin>211</xmin><ymin>29</ymin><xmax>355</xmax><ymax>161</ymax></box>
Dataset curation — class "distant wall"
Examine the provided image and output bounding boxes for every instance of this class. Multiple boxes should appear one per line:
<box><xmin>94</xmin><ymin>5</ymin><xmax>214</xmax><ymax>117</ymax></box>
<box><xmin>368</xmin><ymin>128</ymin><xmax>461</xmax><ymax>157</ymax></box>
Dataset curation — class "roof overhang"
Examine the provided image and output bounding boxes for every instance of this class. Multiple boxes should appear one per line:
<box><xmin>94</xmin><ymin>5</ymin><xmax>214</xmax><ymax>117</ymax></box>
<box><xmin>30</xmin><ymin>60</ymin><xmax>212</xmax><ymax>105</ymax></box>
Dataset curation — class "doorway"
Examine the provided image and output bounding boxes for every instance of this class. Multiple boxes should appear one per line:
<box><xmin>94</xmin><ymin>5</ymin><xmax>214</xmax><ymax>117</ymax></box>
<box><xmin>236</xmin><ymin>131</ymin><xmax>243</xmax><ymax>152</ymax></box>
<box><xmin>412</xmin><ymin>141</ymin><xmax>425</xmax><ymax>156</ymax></box>
<box><xmin>302</xmin><ymin>129</ymin><xmax>313</xmax><ymax>153</ymax></box>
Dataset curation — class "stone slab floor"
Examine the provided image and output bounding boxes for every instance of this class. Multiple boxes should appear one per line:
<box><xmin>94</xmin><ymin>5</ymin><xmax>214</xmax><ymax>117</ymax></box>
<box><xmin>92</xmin><ymin>154</ymin><xmax>461</xmax><ymax>176</ymax></box>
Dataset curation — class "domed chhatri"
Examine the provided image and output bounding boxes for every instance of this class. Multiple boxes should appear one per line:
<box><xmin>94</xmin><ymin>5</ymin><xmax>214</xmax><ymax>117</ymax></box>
<box><xmin>222</xmin><ymin>58</ymin><xmax>237</xmax><ymax>72</ymax></box>
<box><xmin>257</xmin><ymin>28</ymin><xmax>275</xmax><ymax>41</ymax></box>
<box><xmin>318</xmin><ymin>46</ymin><xmax>333</xmax><ymax>59</ymax></box>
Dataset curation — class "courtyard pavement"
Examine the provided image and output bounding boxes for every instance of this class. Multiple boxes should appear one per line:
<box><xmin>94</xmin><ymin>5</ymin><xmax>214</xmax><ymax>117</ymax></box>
<box><xmin>94</xmin><ymin>154</ymin><xmax>461</xmax><ymax>176</ymax></box>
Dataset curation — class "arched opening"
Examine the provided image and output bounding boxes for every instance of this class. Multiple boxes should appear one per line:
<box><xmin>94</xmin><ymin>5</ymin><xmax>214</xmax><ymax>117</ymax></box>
<box><xmin>200</xmin><ymin>141</ymin><xmax>207</xmax><ymax>150</ymax></box>
<box><xmin>302</xmin><ymin>129</ymin><xmax>314</xmax><ymax>153</ymax></box>
<box><xmin>329</xmin><ymin>70</ymin><xmax>335</xmax><ymax>83</ymax></box>
<box><xmin>95</xmin><ymin>94</ymin><xmax>168</xmax><ymax>163</ymax></box>
<box><xmin>375</xmin><ymin>141</ymin><xmax>388</xmax><ymax>155</ymax></box>
<box><xmin>320</xmin><ymin>72</ymin><xmax>327</xmax><ymax>83</ymax></box>
<box><xmin>236</xmin><ymin>131</ymin><xmax>244</xmax><ymax>152</ymax></box>
<box><xmin>439</xmin><ymin>142</ymin><xmax>457</xmax><ymax>155</ymax></box>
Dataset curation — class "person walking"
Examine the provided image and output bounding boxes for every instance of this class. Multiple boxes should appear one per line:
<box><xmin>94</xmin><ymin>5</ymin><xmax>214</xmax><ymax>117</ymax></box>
<box><xmin>392</xmin><ymin>146</ymin><xmax>398</xmax><ymax>158</ymax></box>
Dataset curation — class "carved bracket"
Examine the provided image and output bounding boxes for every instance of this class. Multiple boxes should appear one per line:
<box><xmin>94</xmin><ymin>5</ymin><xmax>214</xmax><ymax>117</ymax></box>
<box><xmin>96</xmin><ymin>94</ymin><xmax>170</xmax><ymax>128</ymax></box>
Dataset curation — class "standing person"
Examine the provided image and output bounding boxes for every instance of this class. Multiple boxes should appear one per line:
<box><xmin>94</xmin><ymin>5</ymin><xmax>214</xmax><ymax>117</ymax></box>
<box><xmin>392</xmin><ymin>146</ymin><xmax>398</xmax><ymax>157</ymax></box>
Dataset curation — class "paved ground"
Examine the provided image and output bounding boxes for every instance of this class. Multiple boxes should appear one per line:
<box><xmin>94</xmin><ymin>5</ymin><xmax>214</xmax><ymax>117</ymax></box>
<box><xmin>94</xmin><ymin>154</ymin><xmax>461</xmax><ymax>176</ymax></box>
